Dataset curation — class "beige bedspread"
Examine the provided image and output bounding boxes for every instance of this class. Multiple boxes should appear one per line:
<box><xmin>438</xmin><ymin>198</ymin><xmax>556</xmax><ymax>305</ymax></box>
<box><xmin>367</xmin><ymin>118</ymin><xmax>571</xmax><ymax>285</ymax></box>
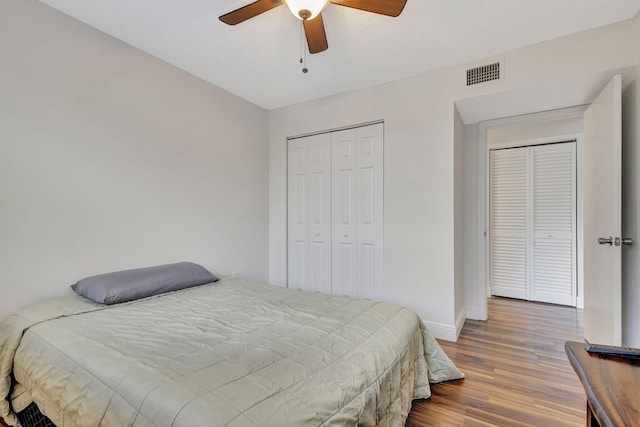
<box><xmin>0</xmin><ymin>278</ymin><xmax>463</xmax><ymax>426</ymax></box>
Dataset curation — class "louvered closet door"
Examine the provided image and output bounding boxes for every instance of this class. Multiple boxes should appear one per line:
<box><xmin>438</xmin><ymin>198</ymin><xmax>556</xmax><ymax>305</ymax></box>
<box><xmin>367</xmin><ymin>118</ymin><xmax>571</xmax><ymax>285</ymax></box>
<box><xmin>490</xmin><ymin>142</ymin><xmax>576</xmax><ymax>305</ymax></box>
<box><xmin>490</xmin><ymin>148</ymin><xmax>529</xmax><ymax>300</ymax></box>
<box><xmin>287</xmin><ymin>133</ymin><xmax>332</xmax><ymax>294</ymax></box>
<box><xmin>531</xmin><ymin>143</ymin><xmax>576</xmax><ymax>306</ymax></box>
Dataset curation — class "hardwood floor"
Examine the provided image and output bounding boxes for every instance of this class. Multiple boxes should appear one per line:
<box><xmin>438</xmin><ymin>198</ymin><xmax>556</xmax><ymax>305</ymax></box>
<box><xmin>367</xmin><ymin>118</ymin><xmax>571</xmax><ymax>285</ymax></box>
<box><xmin>407</xmin><ymin>297</ymin><xmax>585</xmax><ymax>426</ymax></box>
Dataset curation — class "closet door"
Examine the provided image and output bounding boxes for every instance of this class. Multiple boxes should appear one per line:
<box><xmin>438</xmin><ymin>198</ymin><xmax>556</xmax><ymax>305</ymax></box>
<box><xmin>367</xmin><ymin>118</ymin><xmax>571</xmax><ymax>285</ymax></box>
<box><xmin>530</xmin><ymin>143</ymin><xmax>576</xmax><ymax>306</ymax></box>
<box><xmin>332</xmin><ymin>123</ymin><xmax>384</xmax><ymax>299</ymax></box>
<box><xmin>490</xmin><ymin>142</ymin><xmax>576</xmax><ymax>305</ymax></box>
<box><xmin>287</xmin><ymin>133</ymin><xmax>331</xmax><ymax>293</ymax></box>
<box><xmin>490</xmin><ymin>147</ymin><xmax>529</xmax><ymax>300</ymax></box>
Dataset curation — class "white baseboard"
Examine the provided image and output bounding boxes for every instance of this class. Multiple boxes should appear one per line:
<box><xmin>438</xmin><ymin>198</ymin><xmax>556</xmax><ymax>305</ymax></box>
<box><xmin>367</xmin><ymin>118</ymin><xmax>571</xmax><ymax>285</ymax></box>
<box><xmin>455</xmin><ymin>306</ymin><xmax>467</xmax><ymax>340</ymax></box>
<box><xmin>422</xmin><ymin>320</ymin><xmax>458</xmax><ymax>342</ymax></box>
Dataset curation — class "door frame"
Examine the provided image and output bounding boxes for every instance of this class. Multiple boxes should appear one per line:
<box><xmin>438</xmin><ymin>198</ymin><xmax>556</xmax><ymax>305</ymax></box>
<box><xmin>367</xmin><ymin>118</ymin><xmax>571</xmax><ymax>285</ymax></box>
<box><xmin>474</xmin><ymin>106</ymin><xmax>587</xmax><ymax>320</ymax></box>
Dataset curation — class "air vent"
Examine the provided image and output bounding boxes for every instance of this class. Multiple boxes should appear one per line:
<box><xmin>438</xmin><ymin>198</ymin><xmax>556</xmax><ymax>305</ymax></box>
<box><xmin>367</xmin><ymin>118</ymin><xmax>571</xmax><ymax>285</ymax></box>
<box><xmin>466</xmin><ymin>62</ymin><xmax>501</xmax><ymax>86</ymax></box>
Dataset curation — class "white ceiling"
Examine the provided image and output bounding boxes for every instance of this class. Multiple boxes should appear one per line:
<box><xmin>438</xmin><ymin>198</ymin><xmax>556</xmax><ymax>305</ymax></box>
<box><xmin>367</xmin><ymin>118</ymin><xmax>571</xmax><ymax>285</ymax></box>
<box><xmin>38</xmin><ymin>0</ymin><xmax>640</xmax><ymax>110</ymax></box>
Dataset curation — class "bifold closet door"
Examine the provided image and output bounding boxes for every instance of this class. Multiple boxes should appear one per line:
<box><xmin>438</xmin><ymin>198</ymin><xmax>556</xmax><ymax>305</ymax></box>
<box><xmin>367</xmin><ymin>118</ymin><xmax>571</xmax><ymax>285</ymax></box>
<box><xmin>287</xmin><ymin>133</ymin><xmax>331</xmax><ymax>294</ymax></box>
<box><xmin>331</xmin><ymin>124</ymin><xmax>383</xmax><ymax>300</ymax></box>
<box><xmin>530</xmin><ymin>143</ymin><xmax>576</xmax><ymax>306</ymax></box>
<box><xmin>490</xmin><ymin>142</ymin><xmax>576</xmax><ymax>306</ymax></box>
<box><xmin>287</xmin><ymin>123</ymin><xmax>383</xmax><ymax>299</ymax></box>
<box><xmin>490</xmin><ymin>147</ymin><xmax>529</xmax><ymax>300</ymax></box>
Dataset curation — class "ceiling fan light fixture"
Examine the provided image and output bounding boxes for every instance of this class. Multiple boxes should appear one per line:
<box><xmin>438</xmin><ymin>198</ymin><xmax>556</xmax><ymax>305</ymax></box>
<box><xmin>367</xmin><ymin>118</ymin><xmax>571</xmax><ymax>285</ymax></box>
<box><xmin>283</xmin><ymin>0</ymin><xmax>329</xmax><ymax>20</ymax></box>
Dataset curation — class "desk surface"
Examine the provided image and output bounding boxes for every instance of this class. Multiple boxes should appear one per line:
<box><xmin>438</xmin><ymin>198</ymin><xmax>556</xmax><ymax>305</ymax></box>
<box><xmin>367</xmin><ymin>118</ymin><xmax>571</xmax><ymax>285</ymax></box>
<box><xmin>565</xmin><ymin>341</ymin><xmax>640</xmax><ymax>427</ymax></box>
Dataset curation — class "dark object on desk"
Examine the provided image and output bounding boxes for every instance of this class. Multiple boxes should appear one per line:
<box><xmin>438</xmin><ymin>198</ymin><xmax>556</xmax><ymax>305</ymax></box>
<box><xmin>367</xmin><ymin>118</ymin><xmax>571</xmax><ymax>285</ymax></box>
<box><xmin>566</xmin><ymin>341</ymin><xmax>640</xmax><ymax>427</ymax></box>
<box><xmin>585</xmin><ymin>343</ymin><xmax>640</xmax><ymax>360</ymax></box>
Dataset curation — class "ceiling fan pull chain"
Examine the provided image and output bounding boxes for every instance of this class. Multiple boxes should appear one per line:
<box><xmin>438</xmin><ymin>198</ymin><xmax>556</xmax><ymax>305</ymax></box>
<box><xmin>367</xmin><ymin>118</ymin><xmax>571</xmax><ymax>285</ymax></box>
<box><xmin>299</xmin><ymin>22</ymin><xmax>308</xmax><ymax>73</ymax></box>
<box><xmin>299</xmin><ymin>21</ymin><xmax>303</xmax><ymax>64</ymax></box>
<box><xmin>303</xmin><ymin>48</ymin><xmax>308</xmax><ymax>74</ymax></box>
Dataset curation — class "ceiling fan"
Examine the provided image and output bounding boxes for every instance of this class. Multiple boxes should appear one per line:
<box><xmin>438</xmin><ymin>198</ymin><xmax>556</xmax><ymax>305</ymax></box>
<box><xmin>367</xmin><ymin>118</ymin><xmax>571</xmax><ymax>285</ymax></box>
<box><xmin>219</xmin><ymin>0</ymin><xmax>408</xmax><ymax>54</ymax></box>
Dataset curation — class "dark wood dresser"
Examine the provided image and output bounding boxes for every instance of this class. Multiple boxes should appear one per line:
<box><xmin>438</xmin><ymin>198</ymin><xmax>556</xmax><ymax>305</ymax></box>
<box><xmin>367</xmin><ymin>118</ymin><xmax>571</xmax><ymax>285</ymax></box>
<box><xmin>565</xmin><ymin>341</ymin><xmax>640</xmax><ymax>426</ymax></box>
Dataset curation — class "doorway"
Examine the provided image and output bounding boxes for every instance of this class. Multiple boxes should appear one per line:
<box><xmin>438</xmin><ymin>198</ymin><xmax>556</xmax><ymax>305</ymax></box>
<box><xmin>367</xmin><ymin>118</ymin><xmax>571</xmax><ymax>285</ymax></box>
<box><xmin>489</xmin><ymin>140</ymin><xmax>577</xmax><ymax>306</ymax></box>
<box><xmin>458</xmin><ymin>107</ymin><xmax>588</xmax><ymax>322</ymax></box>
<box><xmin>481</xmin><ymin>110</ymin><xmax>585</xmax><ymax>312</ymax></box>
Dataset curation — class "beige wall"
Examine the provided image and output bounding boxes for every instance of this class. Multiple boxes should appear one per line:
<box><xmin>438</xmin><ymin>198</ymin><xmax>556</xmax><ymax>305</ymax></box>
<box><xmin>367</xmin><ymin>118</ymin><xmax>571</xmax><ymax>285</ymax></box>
<box><xmin>0</xmin><ymin>0</ymin><xmax>270</xmax><ymax>318</ymax></box>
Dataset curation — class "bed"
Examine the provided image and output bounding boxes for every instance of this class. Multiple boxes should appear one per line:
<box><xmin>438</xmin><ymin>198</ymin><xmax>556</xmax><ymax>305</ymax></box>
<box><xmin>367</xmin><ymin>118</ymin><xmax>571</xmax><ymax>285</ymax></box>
<box><xmin>0</xmin><ymin>265</ymin><xmax>463</xmax><ymax>427</ymax></box>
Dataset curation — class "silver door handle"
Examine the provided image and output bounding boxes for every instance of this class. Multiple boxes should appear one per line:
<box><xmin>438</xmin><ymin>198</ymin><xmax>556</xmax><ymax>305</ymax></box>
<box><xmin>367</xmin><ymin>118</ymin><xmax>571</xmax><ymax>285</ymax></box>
<box><xmin>598</xmin><ymin>237</ymin><xmax>613</xmax><ymax>246</ymax></box>
<box><xmin>622</xmin><ymin>238</ymin><xmax>633</xmax><ymax>246</ymax></box>
<box><xmin>314</xmin><ymin>232</ymin><xmax>319</xmax><ymax>236</ymax></box>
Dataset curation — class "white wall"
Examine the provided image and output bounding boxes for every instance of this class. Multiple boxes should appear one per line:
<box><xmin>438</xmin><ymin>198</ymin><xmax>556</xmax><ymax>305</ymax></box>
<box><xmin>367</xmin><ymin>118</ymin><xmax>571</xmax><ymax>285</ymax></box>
<box><xmin>453</xmin><ymin>107</ymin><xmax>466</xmax><ymax>336</ymax></box>
<box><xmin>462</xmin><ymin>124</ymin><xmax>481</xmax><ymax>320</ymax></box>
<box><xmin>0</xmin><ymin>0</ymin><xmax>270</xmax><ymax>319</ymax></box>
<box><xmin>622</xmin><ymin>66</ymin><xmax>640</xmax><ymax>347</ymax></box>
<box><xmin>269</xmin><ymin>14</ymin><xmax>640</xmax><ymax>340</ymax></box>
<box><xmin>269</xmin><ymin>70</ymin><xmax>459</xmax><ymax>338</ymax></box>
<box><xmin>486</xmin><ymin>117</ymin><xmax>584</xmax><ymax>145</ymax></box>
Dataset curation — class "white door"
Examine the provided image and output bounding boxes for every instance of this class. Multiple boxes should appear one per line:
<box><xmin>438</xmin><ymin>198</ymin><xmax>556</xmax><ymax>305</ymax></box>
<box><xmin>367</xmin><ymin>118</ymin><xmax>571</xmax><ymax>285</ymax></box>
<box><xmin>530</xmin><ymin>143</ymin><xmax>577</xmax><ymax>306</ymax></box>
<box><xmin>287</xmin><ymin>133</ymin><xmax>332</xmax><ymax>293</ymax></box>
<box><xmin>490</xmin><ymin>143</ymin><xmax>576</xmax><ymax>305</ymax></box>
<box><xmin>583</xmin><ymin>74</ymin><xmax>622</xmax><ymax>346</ymax></box>
<box><xmin>490</xmin><ymin>147</ymin><xmax>529</xmax><ymax>300</ymax></box>
<box><xmin>332</xmin><ymin>123</ymin><xmax>384</xmax><ymax>299</ymax></box>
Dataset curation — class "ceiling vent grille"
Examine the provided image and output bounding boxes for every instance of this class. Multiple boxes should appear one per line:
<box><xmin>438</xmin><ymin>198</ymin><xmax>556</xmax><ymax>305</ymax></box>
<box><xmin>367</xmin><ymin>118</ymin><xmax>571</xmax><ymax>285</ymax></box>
<box><xmin>466</xmin><ymin>62</ymin><xmax>501</xmax><ymax>86</ymax></box>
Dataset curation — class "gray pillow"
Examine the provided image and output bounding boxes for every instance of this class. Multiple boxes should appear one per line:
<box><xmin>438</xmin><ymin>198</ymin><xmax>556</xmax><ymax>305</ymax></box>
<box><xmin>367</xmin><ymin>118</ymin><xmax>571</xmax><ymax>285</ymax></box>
<box><xmin>71</xmin><ymin>262</ymin><xmax>218</xmax><ymax>304</ymax></box>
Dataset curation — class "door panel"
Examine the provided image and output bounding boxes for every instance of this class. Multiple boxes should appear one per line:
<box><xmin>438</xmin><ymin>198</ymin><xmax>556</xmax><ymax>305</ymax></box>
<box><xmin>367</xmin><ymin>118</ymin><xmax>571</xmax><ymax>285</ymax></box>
<box><xmin>530</xmin><ymin>143</ymin><xmax>576</xmax><ymax>305</ymax></box>
<box><xmin>354</xmin><ymin>124</ymin><xmax>384</xmax><ymax>300</ymax></box>
<box><xmin>288</xmin><ymin>139</ymin><xmax>308</xmax><ymax>291</ymax></box>
<box><xmin>490</xmin><ymin>148</ymin><xmax>529</xmax><ymax>300</ymax></box>
<box><xmin>583</xmin><ymin>74</ymin><xmax>622</xmax><ymax>346</ymax></box>
<box><xmin>332</xmin><ymin>123</ymin><xmax>384</xmax><ymax>300</ymax></box>
<box><xmin>307</xmin><ymin>134</ymin><xmax>332</xmax><ymax>294</ymax></box>
<box><xmin>332</xmin><ymin>129</ymin><xmax>359</xmax><ymax>297</ymax></box>
<box><xmin>287</xmin><ymin>133</ymin><xmax>331</xmax><ymax>293</ymax></box>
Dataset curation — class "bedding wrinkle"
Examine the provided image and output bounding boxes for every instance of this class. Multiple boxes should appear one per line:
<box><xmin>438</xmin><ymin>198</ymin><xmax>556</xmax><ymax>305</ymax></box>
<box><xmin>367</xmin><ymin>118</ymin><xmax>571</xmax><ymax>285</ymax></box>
<box><xmin>1</xmin><ymin>296</ymin><xmax>109</xmax><ymax>426</ymax></box>
<box><xmin>316</xmin><ymin>318</ymin><xmax>422</xmax><ymax>425</ymax></box>
<box><xmin>1</xmin><ymin>278</ymin><xmax>462</xmax><ymax>427</ymax></box>
<box><xmin>17</xmin><ymin>329</ymin><xmax>154</xmax><ymax>426</ymax></box>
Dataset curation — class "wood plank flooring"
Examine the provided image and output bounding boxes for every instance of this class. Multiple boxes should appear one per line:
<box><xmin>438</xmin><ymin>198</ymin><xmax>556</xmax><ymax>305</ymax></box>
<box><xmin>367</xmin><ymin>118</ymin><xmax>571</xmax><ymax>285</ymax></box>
<box><xmin>407</xmin><ymin>297</ymin><xmax>585</xmax><ymax>426</ymax></box>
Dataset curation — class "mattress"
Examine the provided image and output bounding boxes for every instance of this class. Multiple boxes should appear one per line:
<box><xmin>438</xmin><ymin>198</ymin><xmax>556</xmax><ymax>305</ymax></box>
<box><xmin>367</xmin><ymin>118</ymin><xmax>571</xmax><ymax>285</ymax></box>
<box><xmin>1</xmin><ymin>278</ymin><xmax>463</xmax><ymax>426</ymax></box>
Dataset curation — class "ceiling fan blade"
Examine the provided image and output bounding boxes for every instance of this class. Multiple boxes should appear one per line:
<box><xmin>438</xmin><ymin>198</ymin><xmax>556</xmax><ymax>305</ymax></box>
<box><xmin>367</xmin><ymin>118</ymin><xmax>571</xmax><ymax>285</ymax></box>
<box><xmin>219</xmin><ymin>0</ymin><xmax>283</xmax><ymax>25</ymax></box>
<box><xmin>303</xmin><ymin>14</ymin><xmax>328</xmax><ymax>54</ymax></box>
<box><xmin>330</xmin><ymin>0</ymin><xmax>406</xmax><ymax>17</ymax></box>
